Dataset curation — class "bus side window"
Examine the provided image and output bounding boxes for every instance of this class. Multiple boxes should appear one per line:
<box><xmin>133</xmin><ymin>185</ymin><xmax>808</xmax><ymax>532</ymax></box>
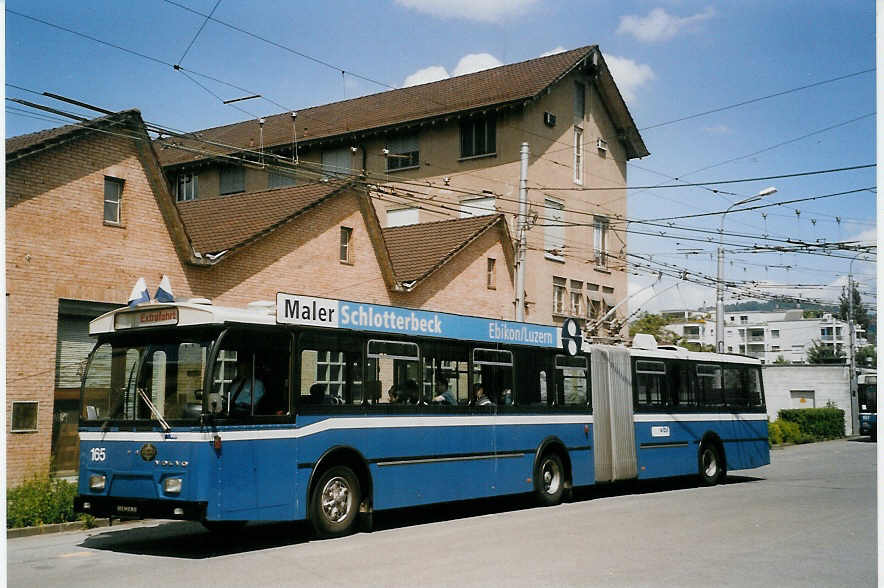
<box><xmin>635</xmin><ymin>360</ymin><xmax>666</xmax><ymax>407</ymax></box>
<box><xmin>423</xmin><ymin>342</ymin><xmax>469</xmax><ymax>405</ymax></box>
<box><xmin>473</xmin><ymin>348</ymin><xmax>513</xmax><ymax>406</ymax></box>
<box><xmin>555</xmin><ymin>355</ymin><xmax>588</xmax><ymax>406</ymax></box>
<box><xmin>723</xmin><ymin>366</ymin><xmax>747</xmax><ymax>407</ymax></box>
<box><xmin>298</xmin><ymin>333</ymin><xmax>363</xmax><ymax>407</ymax></box>
<box><xmin>668</xmin><ymin>361</ymin><xmax>692</xmax><ymax>407</ymax></box>
<box><xmin>746</xmin><ymin>366</ymin><xmax>764</xmax><ymax>407</ymax></box>
<box><xmin>696</xmin><ymin>363</ymin><xmax>724</xmax><ymax>407</ymax></box>
<box><xmin>366</xmin><ymin>340</ymin><xmax>420</xmax><ymax>405</ymax></box>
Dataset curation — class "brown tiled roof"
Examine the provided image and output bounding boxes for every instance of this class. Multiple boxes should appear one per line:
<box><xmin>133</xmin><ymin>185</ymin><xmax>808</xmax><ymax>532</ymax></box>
<box><xmin>7</xmin><ymin>110</ymin><xmax>142</xmax><ymax>160</ymax></box>
<box><xmin>157</xmin><ymin>45</ymin><xmax>647</xmax><ymax>165</ymax></box>
<box><xmin>383</xmin><ymin>214</ymin><xmax>508</xmax><ymax>283</ymax></box>
<box><xmin>176</xmin><ymin>180</ymin><xmax>351</xmax><ymax>255</ymax></box>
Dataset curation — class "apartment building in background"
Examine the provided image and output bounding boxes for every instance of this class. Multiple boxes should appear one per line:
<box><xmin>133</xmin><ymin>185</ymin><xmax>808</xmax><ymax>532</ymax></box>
<box><xmin>664</xmin><ymin>309</ymin><xmax>867</xmax><ymax>363</ymax></box>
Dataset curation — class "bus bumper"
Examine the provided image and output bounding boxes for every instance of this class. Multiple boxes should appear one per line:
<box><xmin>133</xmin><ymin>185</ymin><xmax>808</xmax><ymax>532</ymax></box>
<box><xmin>74</xmin><ymin>495</ymin><xmax>207</xmax><ymax>520</ymax></box>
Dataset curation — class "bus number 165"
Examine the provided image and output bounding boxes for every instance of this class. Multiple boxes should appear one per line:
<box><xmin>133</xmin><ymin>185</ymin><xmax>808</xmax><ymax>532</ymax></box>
<box><xmin>90</xmin><ymin>447</ymin><xmax>106</xmax><ymax>462</ymax></box>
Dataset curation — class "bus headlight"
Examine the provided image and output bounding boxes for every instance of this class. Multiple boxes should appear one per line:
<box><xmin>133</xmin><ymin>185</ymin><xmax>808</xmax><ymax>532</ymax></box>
<box><xmin>163</xmin><ymin>477</ymin><xmax>183</xmax><ymax>494</ymax></box>
<box><xmin>89</xmin><ymin>474</ymin><xmax>106</xmax><ymax>491</ymax></box>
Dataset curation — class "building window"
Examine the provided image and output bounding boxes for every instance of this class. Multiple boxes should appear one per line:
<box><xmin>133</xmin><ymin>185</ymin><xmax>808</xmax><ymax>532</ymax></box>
<box><xmin>573</xmin><ymin>127</ymin><xmax>584</xmax><ymax>185</ymax></box>
<box><xmin>460</xmin><ymin>196</ymin><xmax>496</xmax><ymax>217</ymax></box>
<box><xmin>386</xmin><ymin>134</ymin><xmax>420</xmax><ymax>171</ymax></box>
<box><xmin>11</xmin><ymin>401</ymin><xmax>38</xmax><ymax>433</ymax></box>
<box><xmin>175</xmin><ymin>173</ymin><xmax>198</xmax><ymax>202</ymax></box>
<box><xmin>103</xmin><ymin>177</ymin><xmax>123</xmax><ymax>224</ymax></box>
<box><xmin>268</xmin><ymin>169</ymin><xmax>296</xmax><ymax>188</ymax></box>
<box><xmin>321</xmin><ymin>147</ymin><xmax>351</xmax><ymax>178</ymax></box>
<box><xmin>219</xmin><ymin>165</ymin><xmax>245</xmax><ymax>195</ymax></box>
<box><xmin>740</xmin><ymin>315</ymin><xmax>749</xmax><ymax>325</ymax></box>
<box><xmin>545</xmin><ymin>198</ymin><xmax>565</xmax><ymax>260</ymax></box>
<box><xmin>771</xmin><ymin>329</ymin><xmax>780</xmax><ymax>338</ymax></box>
<box><xmin>340</xmin><ymin>226</ymin><xmax>353</xmax><ymax>263</ymax></box>
<box><xmin>487</xmin><ymin>258</ymin><xmax>496</xmax><ymax>290</ymax></box>
<box><xmin>570</xmin><ymin>280</ymin><xmax>582</xmax><ymax>316</ymax></box>
<box><xmin>553</xmin><ymin>277</ymin><xmax>567</xmax><ymax>315</ymax></box>
<box><xmin>593</xmin><ymin>216</ymin><xmax>608</xmax><ymax>267</ymax></box>
<box><xmin>574</xmin><ymin>81</ymin><xmax>586</xmax><ymax>119</ymax></box>
<box><xmin>386</xmin><ymin>207</ymin><xmax>420</xmax><ymax>227</ymax></box>
<box><xmin>460</xmin><ymin>113</ymin><xmax>496</xmax><ymax>158</ymax></box>
<box><xmin>586</xmin><ymin>283</ymin><xmax>601</xmax><ymax>320</ymax></box>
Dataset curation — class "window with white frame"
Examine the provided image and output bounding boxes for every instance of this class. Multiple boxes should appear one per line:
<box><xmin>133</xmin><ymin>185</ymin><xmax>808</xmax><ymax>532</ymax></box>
<box><xmin>593</xmin><ymin>216</ymin><xmax>608</xmax><ymax>267</ymax></box>
<box><xmin>545</xmin><ymin>198</ymin><xmax>565</xmax><ymax>259</ymax></box>
<box><xmin>219</xmin><ymin>165</ymin><xmax>245</xmax><ymax>195</ymax></box>
<box><xmin>459</xmin><ymin>196</ymin><xmax>496</xmax><ymax>217</ymax></box>
<box><xmin>486</xmin><ymin>258</ymin><xmax>496</xmax><ymax>289</ymax></box>
<box><xmin>573</xmin><ymin>126</ymin><xmax>584</xmax><ymax>185</ymax></box>
<box><xmin>553</xmin><ymin>277</ymin><xmax>567</xmax><ymax>315</ymax></box>
<box><xmin>570</xmin><ymin>280</ymin><xmax>582</xmax><ymax>316</ymax></box>
<box><xmin>103</xmin><ymin>177</ymin><xmax>123</xmax><ymax>224</ymax></box>
<box><xmin>175</xmin><ymin>172</ymin><xmax>198</xmax><ymax>202</ymax></box>
<box><xmin>386</xmin><ymin>207</ymin><xmax>420</xmax><ymax>227</ymax></box>
<box><xmin>386</xmin><ymin>134</ymin><xmax>420</xmax><ymax>171</ymax></box>
<box><xmin>340</xmin><ymin>226</ymin><xmax>353</xmax><ymax>263</ymax></box>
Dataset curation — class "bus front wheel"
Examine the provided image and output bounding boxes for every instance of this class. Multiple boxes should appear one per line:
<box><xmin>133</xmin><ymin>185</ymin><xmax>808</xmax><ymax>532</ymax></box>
<box><xmin>534</xmin><ymin>452</ymin><xmax>565</xmax><ymax>506</ymax></box>
<box><xmin>698</xmin><ymin>443</ymin><xmax>725</xmax><ymax>486</ymax></box>
<box><xmin>310</xmin><ymin>465</ymin><xmax>361</xmax><ymax>538</ymax></box>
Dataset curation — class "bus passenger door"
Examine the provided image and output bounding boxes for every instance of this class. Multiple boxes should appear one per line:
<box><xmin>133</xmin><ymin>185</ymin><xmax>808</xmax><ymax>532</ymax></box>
<box><xmin>591</xmin><ymin>346</ymin><xmax>637</xmax><ymax>482</ymax></box>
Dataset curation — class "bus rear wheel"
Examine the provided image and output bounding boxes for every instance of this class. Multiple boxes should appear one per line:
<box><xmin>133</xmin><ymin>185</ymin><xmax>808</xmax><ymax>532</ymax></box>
<box><xmin>534</xmin><ymin>452</ymin><xmax>565</xmax><ymax>506</ymax></box>
<box><xmin>698</xmin><ymin>444</ymin><xmax>725</xmax><ymax>486</ymax></box>
<box><xmin>310</xmin><ymin>466</ymin><xmax>361</xmax><ymax>538</ymax></box>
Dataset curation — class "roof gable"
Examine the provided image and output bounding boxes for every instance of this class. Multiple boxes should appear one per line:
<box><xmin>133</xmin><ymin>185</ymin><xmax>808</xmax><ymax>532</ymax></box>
<box><xmin>175</xmin><ymin>180</ymin><xmax>353</xmax><ymax>256</ymax></box>
<box><xmin>158</xmin><ymin>45</ymin><xmax>648</xmax><ymax>166</ymax></box>
<box><xmin>382</xmin><ymin>214</ymin><xmax>512</xmax><ymax>286</ymax></box>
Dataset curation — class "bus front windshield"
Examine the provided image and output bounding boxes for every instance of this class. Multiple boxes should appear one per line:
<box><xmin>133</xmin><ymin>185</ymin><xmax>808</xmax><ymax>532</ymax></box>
<box><xmin>81</xmin><ymin>335</ymin><xmax>214</xmax><ymax>422</ymax></box>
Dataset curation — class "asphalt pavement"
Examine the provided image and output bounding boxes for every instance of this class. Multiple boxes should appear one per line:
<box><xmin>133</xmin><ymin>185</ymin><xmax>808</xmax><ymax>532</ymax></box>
<box><xmin>6</xmin><ymin>439</ymin><xmax>877</xmax><ymax>587</ymax></box>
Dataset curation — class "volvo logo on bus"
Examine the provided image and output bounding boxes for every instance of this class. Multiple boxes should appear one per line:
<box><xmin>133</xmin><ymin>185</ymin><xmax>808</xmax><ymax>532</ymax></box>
<box><xmin>140</xmin><ymin>443</ymin><xmax>157</xmax><ymax>461</ymax></box>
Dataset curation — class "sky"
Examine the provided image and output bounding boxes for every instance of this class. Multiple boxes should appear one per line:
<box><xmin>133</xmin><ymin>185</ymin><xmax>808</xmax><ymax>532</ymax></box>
<box><xmin>4</xmin><ymin>0</ymin><xmax>877</xmax><ymax>315</ymax></box>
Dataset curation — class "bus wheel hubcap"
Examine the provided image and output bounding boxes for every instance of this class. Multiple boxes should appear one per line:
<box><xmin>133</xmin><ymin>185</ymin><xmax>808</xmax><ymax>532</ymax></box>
<box><xmin>542</xmin><ymin>459</ymin><xmax>561</xmax><ymax>494</ymax></box>
<box><xmin>704</xmin><ymin>450</ymin><xmax>717</xmax><ymax>477</ymax></box>
<box><xmin>321</xmin><ymin>477</ymin><xmax>352</xmax><ymax>523</ymax></box>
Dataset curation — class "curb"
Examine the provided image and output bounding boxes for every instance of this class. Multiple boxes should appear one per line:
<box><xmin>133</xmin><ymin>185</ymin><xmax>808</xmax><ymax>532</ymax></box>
<box><xmin>7</xmin><ymin>518</ymin><xmax>112</xmax><ymax>539</ymax></box>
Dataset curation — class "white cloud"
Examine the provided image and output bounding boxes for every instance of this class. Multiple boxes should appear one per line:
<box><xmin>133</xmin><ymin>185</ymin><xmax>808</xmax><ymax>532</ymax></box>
<box><xmin>603</xmin><ymin>54</ymin><xmax>656</xmax><ymax>103</ymax></box>
<box><xmin>539</xmin><ymin>46</ymin><xmax>566</xmax><ymax>58</ymax></box>
<box><xmin>402</xmin><ymin>53</ymin><xmax>503</xmax><ymax>87</ymax></box>
<box><xmin>452</xmin><ymin>53</ymin><xmax>503</xmax><ymax>76</ymax></box>
<box><xmin>403</xmin><ymin>65</ymin><xmax>450</xmax><ymax>87</ymax></box>
<box><xmin>617</xmin><ymin>7</ymin><xmax>716</xmax><ymax>43</ymax></box>
<box><xmin>395</xmin><ymin>0</ymin><xmax>538</xmax><ymax>23</ymax></box>
<box><xmin>849</xmin><ymin>227</ymin><xmax>877</xmax><ymax>245</ymax></box>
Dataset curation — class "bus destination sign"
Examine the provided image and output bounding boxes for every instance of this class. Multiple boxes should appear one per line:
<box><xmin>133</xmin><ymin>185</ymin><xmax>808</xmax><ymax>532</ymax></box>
<box><xmin>114</xmin><ymin>308</ymin><xmax>179</xmax><ymax>330</ymax></box>
<box><xmin>277</xmin><ymin>293</ymin><xmax>560</xmax><ymax>348</ymax></box>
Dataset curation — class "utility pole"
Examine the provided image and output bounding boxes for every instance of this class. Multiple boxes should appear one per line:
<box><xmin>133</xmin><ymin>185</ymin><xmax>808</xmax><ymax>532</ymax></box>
<box><xmin>847</xmin><ymin>269</ymin><xmax>858</xmax><ymax>435</ymax></box>
<box><xmin>515</xmin><ymin>142</ymin><xmax>529</xmax><ymax>322</ymax></box>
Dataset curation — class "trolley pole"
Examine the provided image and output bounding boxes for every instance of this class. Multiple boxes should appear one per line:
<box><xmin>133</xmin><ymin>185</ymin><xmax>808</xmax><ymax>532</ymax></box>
<box><xmin>515</xmin><ymin>142</ymin><xmax>529</xmax><ymax>322</ymax></box>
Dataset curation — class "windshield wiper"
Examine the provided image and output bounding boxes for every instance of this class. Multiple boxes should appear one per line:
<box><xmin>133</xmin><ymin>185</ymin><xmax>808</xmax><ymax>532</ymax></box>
<box><xmin>137</xmin><ymin>386</ymin><xmax>172</xmax><ymax>433</ymax></box>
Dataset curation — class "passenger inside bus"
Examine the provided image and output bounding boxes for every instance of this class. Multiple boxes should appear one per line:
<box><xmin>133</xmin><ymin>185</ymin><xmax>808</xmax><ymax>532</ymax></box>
<box><xmin>432</xmin><ymin>374</ymin><xmax>456</xmax><ymax>405</ymax></box>
<box><xmin>474</xmin><ymin>383</ymin><xmax>493</xmax><ymax>406</ymax></box>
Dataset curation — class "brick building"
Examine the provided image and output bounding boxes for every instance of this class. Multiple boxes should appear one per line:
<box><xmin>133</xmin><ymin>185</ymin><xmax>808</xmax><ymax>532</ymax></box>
<box><xmin>6</xmin><ymin>112</ymin><xmax>515</xmax><ymax>484</ymax></box>
<box><xmin>6</xmin><ymin>45</ymin><xmax>646</xmax><ymax>483</ymax></box>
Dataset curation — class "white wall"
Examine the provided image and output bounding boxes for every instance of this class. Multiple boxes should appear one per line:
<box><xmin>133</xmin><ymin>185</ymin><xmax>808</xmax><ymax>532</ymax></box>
<box><xmin>762</xmin><ymin>365</ymin><xmax>853</xmax><ymax>434</ymax></box>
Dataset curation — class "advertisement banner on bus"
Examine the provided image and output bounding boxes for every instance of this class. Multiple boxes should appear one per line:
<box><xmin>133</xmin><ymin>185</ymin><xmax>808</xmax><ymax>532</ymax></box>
<box><xmin>276</xmin><ymin>292</ymin><xmax>560</xmax><ymax>348</ymax></box>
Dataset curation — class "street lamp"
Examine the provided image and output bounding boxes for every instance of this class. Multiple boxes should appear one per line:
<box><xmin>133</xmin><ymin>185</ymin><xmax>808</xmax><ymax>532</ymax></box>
<box><xmin>715</xmin><ymin>187</ymin><xmax>777</xmax><ymax>354</ymax></box>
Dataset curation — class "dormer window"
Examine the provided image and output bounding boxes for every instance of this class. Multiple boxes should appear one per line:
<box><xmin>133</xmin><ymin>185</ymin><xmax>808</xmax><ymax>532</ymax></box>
<box><xmin>175</xmin><ymin>173</ymin><xmax>198</xmax><ymax>202</ymax></box>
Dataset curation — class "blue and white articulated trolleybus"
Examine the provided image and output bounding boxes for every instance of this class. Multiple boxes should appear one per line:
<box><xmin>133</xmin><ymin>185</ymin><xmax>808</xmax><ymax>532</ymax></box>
<box><xmin>75</xmin><ymin>293</ymin><xmax>769</xmax><ymax>536</ymax></box>
<box><xmin>857</xmin><ymin>371</ymin><xmax>877</xmax><ymax>441</ymax></box>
